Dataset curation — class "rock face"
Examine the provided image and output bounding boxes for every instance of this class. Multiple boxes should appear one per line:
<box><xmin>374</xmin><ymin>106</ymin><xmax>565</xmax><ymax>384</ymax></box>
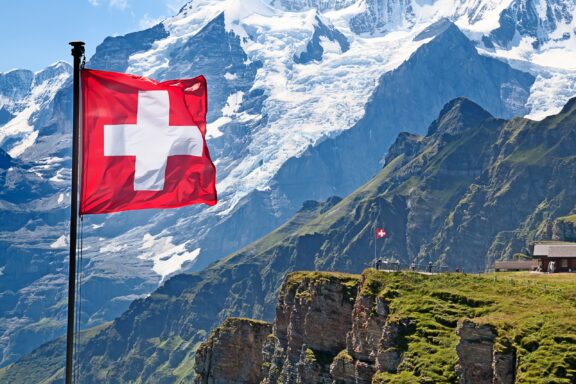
<box><xmin>194</xmin><ymin>318</ymin><xmax>272</xmax><ymax>384</ymax></box>
<box><xmin>489</xmin><ymin>0</ymin><xmax>576</xmax><ymax>48</ymax></box>
<box><xmin>350</xmin><ymin>0</ymin><xmax>415</xmax><ymax>34</ymax></box>
<box><xmin>194</xmin><ymin>271</ymin><xmax>526</xmax><ymax>384</ymax></box>
<box><xmin>552</xmin><ymin>216</ymin><xmax>576</xmax><ymax>242</ymax></box>
<box><xmin>456</xmin><ymin>320</ymin><xmax>515</xmax><ymax>384</ymax></box>
<box><xmin>261</xmin><ymin>273</ymin><xmax>359</xmax><ymax>384</ymax></box>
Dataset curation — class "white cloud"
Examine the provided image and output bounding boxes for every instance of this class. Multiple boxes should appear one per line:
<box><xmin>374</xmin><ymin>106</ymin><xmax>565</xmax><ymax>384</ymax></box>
<box><xmin>88</xmin><ymin>0</ymin><xmax>129</xmax><ymax>10</ymax></box>
<box><xmin>139</xmin><ymin>13</ymin><xmax>165</xmax><ymax>29</ymax></box>
<box><xmin>166</xmin><ymin>0</ymin><xmax>188</xmax><ymax>14</ymax></box>
<box><xmin>109</xmin><ymin>0</ymin><xmax>129</xmax><ymax>10</ymax></box>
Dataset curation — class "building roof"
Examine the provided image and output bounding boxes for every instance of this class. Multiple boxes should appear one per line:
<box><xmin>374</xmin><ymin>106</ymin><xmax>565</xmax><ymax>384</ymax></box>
<box><xmin>495</xmin><ymin>260</ymin><xmax>537</xmax><ymax>270</ymax></box>
<box><xmin>533</xmin><ymin>243</ymin><xmax>576</xmax><ymax>258</ymax></box>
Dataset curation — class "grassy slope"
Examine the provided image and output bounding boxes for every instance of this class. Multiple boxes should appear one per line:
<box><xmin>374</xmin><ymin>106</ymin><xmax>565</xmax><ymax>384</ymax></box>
<box><xmin>360</xmin><ymin>271</ymin><xmax>576</xmax><ymax>383</ymax></box>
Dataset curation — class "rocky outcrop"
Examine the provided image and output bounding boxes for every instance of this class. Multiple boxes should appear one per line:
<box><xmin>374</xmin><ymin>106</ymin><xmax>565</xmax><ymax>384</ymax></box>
<box><xmin>552</xmin><ymin>216</ymin><xmax>576</xmax><ymax>242</ymax></box>
<box><xmin>261</xmin><ymin>272</ymin><xmax>359</xmax><ymax>384</ymax></box>
<box><xmin>349</xmin><ymin>0</ymin><xmax>415</xmax><ymax>35</ymax></box>
<box><xmin>456</xmin><ymin>320</ymin><xmax>516</xmax><ymax>384</ymax></box>
<box><xmin>330</xmin><ymin>276</ymin><xmax>416</xmax><ymax>384</ymax></box>
<box><xmin>192</xmin><ymin>271</ymin><xmax>531</xmax><ymax>384</ymax></box>
<box><xmin>194</xmin><ymin>318</ymin><xmax>272</xmax><ymax>384</ymax></box>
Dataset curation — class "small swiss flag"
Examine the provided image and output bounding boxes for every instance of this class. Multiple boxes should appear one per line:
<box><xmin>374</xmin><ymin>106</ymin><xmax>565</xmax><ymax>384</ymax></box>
<box><xmin>376</xmin><ymin>228</ymin><xmax>387</xmax><ymax>239</ymax></box>
<box><xmin>80</xmin><ymin>69</ymin><xmax>217</xmax><ymax>214</ymax></box>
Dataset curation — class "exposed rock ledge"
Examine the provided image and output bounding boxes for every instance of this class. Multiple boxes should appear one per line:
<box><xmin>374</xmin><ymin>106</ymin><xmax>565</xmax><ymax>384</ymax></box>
<box><xmin>194</xmin><ymin>318</ymin><xmax>272</xmax><ymax>384</ymax></box>
<box><xmin>195</xmin><ymin>270</ymin><xmax>574</xmax><ymax>383</ymax></box>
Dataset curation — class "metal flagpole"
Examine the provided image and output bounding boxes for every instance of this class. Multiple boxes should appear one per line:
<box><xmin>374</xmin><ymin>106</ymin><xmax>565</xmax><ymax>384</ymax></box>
<box><xmin>374</xmin><ymin>226</ymin><xmax>377</xmax><ymax>267</ymax></box>
<box><xmin>66</xmin><ymin>41</ymin><xmax>85</xmax><ymax>384</ymax></box>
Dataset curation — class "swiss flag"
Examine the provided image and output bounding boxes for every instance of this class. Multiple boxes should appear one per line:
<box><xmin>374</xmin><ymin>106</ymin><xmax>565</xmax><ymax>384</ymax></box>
<box><xmin>80</xmin><ymin>69</ymin><xmax>217</xmax><ymax>214</ymax></box>
<box><xmin>376</xmin><ymin>228</ymin><xmax>387</xmax><ymax>239</ymax></box>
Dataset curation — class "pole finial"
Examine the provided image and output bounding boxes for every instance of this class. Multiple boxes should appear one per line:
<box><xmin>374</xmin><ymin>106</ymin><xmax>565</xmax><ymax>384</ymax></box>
<box><xmin>69</xmin><ymin>41</ymin><xmax>85</xmax><ymax>60</ymax></box>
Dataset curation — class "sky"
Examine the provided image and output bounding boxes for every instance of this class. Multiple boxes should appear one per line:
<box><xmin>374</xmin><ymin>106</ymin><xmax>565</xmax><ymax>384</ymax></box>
<box><xmin>0</xmin><ymin>0</ymin><xmax>188</xmax><ymax>73</ymax></box>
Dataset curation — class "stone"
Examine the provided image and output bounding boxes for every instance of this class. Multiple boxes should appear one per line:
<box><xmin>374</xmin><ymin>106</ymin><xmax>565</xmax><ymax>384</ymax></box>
<box><xmin>194</xmin><ymin>318</ymin><xmax>272</xmax><ymax>384</ymax></box>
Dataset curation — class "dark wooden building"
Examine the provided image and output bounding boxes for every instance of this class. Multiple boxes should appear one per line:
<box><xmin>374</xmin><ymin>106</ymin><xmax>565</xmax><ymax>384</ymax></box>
<box><xmin>495</xmin><ymin>260</ymin><xmax>537</xmax><ymax>272</ymax></box>
<box><xmin>533</xmin><ymin>242</ymin><xmax>576</xmax><ymax>273</ymax></box>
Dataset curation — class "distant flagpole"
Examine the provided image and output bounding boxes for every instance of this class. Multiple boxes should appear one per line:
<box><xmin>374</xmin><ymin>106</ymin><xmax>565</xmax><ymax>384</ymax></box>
<box><xmin>66</xmin><ymin>41</ymin><xmax>85</xmax><ymax>384</ymax></box>
<box><xmin>374</xmin><ymin>226</ymin><xmax>377</xmax><ymax>266</ymax></box>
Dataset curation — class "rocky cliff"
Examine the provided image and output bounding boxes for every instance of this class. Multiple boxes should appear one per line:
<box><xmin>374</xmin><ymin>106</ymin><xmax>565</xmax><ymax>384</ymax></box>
<box><xmin>553</xmin><ymin>215</ymin><xmax>576</xmax><ymax>242</ymax></box>
<box><xmin>194</xmin><ymin>318</ymin><xmax>272</xmax><ymax>384</ymax></box>
<box><xmin>195</xmin><ymin>270</ymin><xmax>576</xmax><ymax>383</ymax></box>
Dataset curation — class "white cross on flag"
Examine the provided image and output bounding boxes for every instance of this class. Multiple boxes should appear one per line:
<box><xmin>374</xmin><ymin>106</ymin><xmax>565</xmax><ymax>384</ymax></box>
<box><xmin>376</xmin><ymin>228</ymin><xmax>387</xmax><ymax>239</ymax></box>
<box><xmin>80</xmin><ymin>69</ymin><xmax>217</xmax><ymax>214</ymax></box>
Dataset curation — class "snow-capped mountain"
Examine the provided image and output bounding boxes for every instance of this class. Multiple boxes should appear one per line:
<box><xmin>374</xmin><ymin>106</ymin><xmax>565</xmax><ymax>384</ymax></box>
<box><xmin>1</xmin><ymin>0</ymin><xmax>575</xmax><ymax>366</ymax></box>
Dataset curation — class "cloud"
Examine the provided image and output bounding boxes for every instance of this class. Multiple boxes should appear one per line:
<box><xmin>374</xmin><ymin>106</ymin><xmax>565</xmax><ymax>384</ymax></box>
<box><xmin>88</xmin><ymin>0</ymin><xmax>129</xmax><ymax>10</ymax></box>
<box><xmin>109</xmin><ymin>0</ymin><xmax>129</xmax><ymax>10</ymax></box>
<box><xmin>166</xmin><ymin>0</ymin><xmax>188</xmax><ymax>14</ymax></box>
<box><xmin>139</xmin><ymin>14</ymin><xmax>165</xmax><ymax>29</ymax></box>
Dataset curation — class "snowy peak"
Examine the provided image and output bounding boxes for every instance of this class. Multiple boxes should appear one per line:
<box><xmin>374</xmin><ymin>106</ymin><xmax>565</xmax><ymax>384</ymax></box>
<box><xmin>294</xmin><ymin>15</ymin><xmax>350</xmax><ymax>63</ymax></box>
<box><xmin>414</xmin><ymin>18</ymin><xmax>455</xmax><ymax>41</ymax></box>
<box><xmin>269</xmin><ymin>0</ymin><xmax>357</xmax><ymax>11</ymax></box>
<box><xmin>263</xmin><ymin>0</ymin><xmax>576</xmax><ymax>51</ymax></box>
<box><xmin>489</xmin><ymin>0</ymin><xmax>576</xmax><ymax>48</ymax></box>
<box><xmin>350</xmin><ymin>0</ymin><xmax>416</xmax><ymax>35</ymax></box>
<box><xmin>32</xmin><ymin>61</ymin><xmax>71</xmax><ymax>87</ymax></box>
<box><xmin>89</xmin><ymin>23</ymin><xmax>169</xmax><ymax>73</ymax></box>
<box><xmin>0</xmin><ymin>62</ymin><xmax>71</xmax><ymax>158</ymax></box>
<box><xmin>0</xmin><ymin>62</ymin><xmax>70</xmax><ymax>112</ymax></box>
<box><xmin>0</xmin><ymin>69</ymin><xmax>34</xmax><ymax>109</ymax></box>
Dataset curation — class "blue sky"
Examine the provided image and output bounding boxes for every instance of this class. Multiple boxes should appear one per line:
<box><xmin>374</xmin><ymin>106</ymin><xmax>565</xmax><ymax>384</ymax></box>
<box><xmin>0</xmin><ymin>0</ymin><xmax>188</xmax><ymax>73</ymax></box>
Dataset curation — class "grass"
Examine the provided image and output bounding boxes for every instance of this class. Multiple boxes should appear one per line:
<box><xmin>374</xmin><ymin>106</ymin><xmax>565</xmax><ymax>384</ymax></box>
<box><xmin>285</xmin><ymin>271</ymin><xmax>360</xmax><ymax>304</ymax></box>
<box><xmin>557</xmin><ymin>214</ymin><xmax>576</xmax><ymax>223</ymax></box>
<box><xmin>359</xmin><ymin>270</ymin><xmax>576</xmax><ymax>383</ymax></box>
<box><xmin>506</xmin><ymin>144</ymin><xmax>553</xmax><ymax>166</ymax></box>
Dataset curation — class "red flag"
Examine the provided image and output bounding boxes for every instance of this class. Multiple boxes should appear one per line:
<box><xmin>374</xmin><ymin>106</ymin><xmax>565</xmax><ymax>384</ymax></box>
<box><xmin>80</xmin><ymin>69</ymin><xmax>217</xmax><ymax>214</ymax></box>
<box><xmin>376</xmin><ymin>228</ymin><xmax>387</xmax><ymax>239</ymax></box>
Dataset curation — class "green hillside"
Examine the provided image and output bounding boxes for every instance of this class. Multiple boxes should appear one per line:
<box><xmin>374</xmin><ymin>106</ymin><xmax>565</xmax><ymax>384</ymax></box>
<box><xmin>363</xmin><ymin>271</ymin><xmax>576</xmax><ymax>383</ymax></box>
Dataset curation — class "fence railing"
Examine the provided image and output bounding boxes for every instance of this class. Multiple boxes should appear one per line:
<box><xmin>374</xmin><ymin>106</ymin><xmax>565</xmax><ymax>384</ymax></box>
<box><xmin>372</xmin><ymin>260</ymin><xmax>453</xmax><ymax>273</ymax></box>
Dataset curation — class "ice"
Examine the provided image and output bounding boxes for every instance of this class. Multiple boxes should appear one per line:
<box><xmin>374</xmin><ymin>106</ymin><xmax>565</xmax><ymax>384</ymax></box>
<box><xmin>0</xmin><ymin>63</ymin><xmax>70</xmax><ymax>158</ymax></box>
<box><xmin>123</xmin><ymin>0</ymin><xmax>576</xmax><ymax>218</ymax></box>
<box><xmin>526</xmin><ymin>71</ymin><xmax>576</xmax><ymax>120</ymax></box>
<box><xmin>138</xmin><ymin>233</ymin><xmax>201</xmax><ymax>280</ymax></box>
<box><xmin>50</xmin><ymin>235</ymin><xmax>68</xmax><ymax>249</ymax></box>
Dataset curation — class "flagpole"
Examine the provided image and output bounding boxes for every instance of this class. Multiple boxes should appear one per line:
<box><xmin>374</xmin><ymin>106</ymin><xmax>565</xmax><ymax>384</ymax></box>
<box><xmin>66</xmin><ymin>41</ymin><xmax>84</xmax><ymax>384</ymax></box>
